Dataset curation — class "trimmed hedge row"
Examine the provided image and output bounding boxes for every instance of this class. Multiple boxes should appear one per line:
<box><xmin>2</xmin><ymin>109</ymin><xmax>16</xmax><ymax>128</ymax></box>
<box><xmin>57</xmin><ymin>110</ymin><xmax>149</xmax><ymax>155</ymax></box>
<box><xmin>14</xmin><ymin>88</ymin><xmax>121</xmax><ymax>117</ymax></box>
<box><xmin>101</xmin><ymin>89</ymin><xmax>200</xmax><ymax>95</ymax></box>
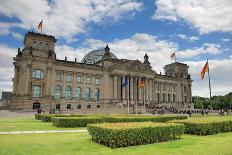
<box><xmin>174</xmin><ymin>117</ymin><xmax>232</xmax><ymax>135</ymax></box>
<box><xmin>35</xmin><ymin>114</ymin><xmax>85</xmax><ymax>122</ymax></box>
<box><xmin>52</xmin><ymin>115</ymin><xmax>187</xmax><ymax>127</ymax></box>
<box><xmin>87</xmin><ymin>122</ymin><xmax>185</xmax><ymax>148</ymax></box>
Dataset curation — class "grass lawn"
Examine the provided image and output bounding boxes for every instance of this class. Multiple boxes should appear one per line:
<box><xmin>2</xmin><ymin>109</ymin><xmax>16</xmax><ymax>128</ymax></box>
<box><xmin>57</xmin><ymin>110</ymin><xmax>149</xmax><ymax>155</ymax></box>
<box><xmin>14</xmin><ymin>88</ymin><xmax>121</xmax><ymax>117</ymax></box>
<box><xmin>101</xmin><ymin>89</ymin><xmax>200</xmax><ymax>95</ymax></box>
<box><xmin>0</xmin><ymin>117</ymin><xmax>85</xmax><ymax>131</ymax></box>
<box><xmin>0</xmin><ymin>131</ymin><xmax>232</xmax><ymax>155</ymax></box>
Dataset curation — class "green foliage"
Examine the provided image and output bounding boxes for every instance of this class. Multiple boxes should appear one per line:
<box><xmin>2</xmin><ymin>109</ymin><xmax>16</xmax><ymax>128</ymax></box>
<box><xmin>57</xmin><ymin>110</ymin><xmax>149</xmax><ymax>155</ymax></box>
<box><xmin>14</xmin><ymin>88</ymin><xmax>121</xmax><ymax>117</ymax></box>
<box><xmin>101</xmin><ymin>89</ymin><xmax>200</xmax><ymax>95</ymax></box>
<box><xmin>193</xmin><ymin>92</ymin><xmax>232</xmax><ymax>110</ymax></box>
<box><xmin>87</xmin><ymin>122</ymin><xmax>185</xmax><ymax>148</ymax></box>
<box><xmin>53</xmin><ymin>117</ymin><xmax>104</xmax><ymax>127</ymax></box>
<box><xmin>52</xmin><ymin>115</ymin><xmax>187</xmax><ymax>127</ymax></box>
<box><xmin>174</xmin><ymin>117</ymin><xmax>232</xmax><ymax>135</ymax></box>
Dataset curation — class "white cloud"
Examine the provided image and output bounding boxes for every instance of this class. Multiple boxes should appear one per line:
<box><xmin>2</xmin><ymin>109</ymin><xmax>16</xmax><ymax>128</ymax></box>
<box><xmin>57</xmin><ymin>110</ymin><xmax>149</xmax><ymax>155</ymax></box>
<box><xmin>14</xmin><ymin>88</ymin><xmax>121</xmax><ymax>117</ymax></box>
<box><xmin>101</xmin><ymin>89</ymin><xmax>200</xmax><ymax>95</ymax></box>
<box><xmin>177</xmin><ymin>43</ymin><xmax>221</xmax><ymax>59</ymax></box>
<box><xmin>0</xmin><ymin>0</ymin><xmax>143</xmax><ymax>42</ymax></box>
<box><xmin>177</xmin><ymin>34</ymin><xmax>199</xmax><ymax>42</ymax></box>
<box><xmin>11</xmin><ymin>32</ymin><xmax>23</xmax><ymax>40</ymax></box>
<box><xmin>152</xmin><ymin>0</ymin><xmax>232</xmax><ymax>34</ymax></box>
<box><xmin>221</xmin><ymin>38</ymin><xmax>230</xmax><ymax>42</ymax></box>
<box><xmin>0</xmin><ymin>33</ymin><xmax>231</xmax><ymax>98</ymax></box>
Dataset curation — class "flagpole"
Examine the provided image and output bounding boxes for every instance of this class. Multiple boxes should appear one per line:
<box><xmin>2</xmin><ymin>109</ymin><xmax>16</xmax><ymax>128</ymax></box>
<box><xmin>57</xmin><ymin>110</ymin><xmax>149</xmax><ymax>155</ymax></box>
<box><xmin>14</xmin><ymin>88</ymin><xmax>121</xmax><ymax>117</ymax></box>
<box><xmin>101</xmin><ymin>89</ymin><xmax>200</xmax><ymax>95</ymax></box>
<box><xmin>128</xmin><ymin>80</ymin><xmax>130</xmax><ymax>114</ymax></box>
<box><xmin>143</xmin><ymin>80</ymin><xmax>146</xmax><ymax>114</ymax></box>
<box><xmin>207</xmin><ymin>59</ymin><xmax>212</xmax><ymax>99</ymax></box>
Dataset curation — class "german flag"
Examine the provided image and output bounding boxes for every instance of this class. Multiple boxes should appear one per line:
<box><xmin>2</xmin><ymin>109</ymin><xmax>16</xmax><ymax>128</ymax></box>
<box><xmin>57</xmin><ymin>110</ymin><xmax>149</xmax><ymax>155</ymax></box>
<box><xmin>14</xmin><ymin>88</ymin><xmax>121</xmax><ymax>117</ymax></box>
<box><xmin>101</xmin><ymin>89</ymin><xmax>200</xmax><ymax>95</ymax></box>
<box><xmin>140</xmin><ymin>78</ymin><xmax>145</xmax><ymax>88</ymax></box>
<box><xmin>38</xmin><ymin>19</ymin><xmax>43</xmax><ymax>32</ymax></box>
<box><xmin>201</xmin><ymin>60</ymin><xmax>209</xmax><ymax>79</ymax></box>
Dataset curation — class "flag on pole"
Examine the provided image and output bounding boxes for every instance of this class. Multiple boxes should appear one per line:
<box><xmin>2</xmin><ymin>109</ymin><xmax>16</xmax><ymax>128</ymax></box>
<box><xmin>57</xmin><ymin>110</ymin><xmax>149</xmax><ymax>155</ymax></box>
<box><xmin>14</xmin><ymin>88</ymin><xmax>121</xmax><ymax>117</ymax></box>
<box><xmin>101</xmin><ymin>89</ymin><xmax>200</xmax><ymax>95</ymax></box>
<box><xmin>38</xmin><ymin>19</ymin><xmax>43</xmax><ymax>32</ymax></box>
<box><xmin>122</xmin><ymin>76</ymin><xmax>128</xmax><ymax>87</ymax></box>
<box><xmin>171</xmin><ymin>52</ymin><xmax>176</xmax><ymax>61</ymax></box>
<box><xmin>200</xmin><ymin>60</ymin><xmax>209</xmax><ymax>79</ymax></box>
<box><xmin>139</xmin><ymin>78</ymin><xmax>145</xmax><ymax>88</ymax></box>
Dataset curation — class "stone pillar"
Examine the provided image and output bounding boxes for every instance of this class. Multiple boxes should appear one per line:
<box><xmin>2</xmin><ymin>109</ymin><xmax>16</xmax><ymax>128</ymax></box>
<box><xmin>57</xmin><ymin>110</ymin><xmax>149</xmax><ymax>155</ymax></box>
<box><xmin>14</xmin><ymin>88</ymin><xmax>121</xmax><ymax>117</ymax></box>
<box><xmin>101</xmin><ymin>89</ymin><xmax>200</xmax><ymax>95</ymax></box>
<box><xmin>82</xmin><ymin>74</ymin><xmax>86</xmax><ymax>100</ymax></box>
<box><xmin>145</xmin><ymin>78</ymin><xmax>149</xmax><ymax>101</ymax></box>
<box><xmin>113</xmin><ymin>75</ymin><xmax>118</xmax><ymax>100</ymax></box>
<box><xmin>73</xmin><ymin>72</ymin><xmax>76</xmax><ymax>98</ymax></box>
<box><xmin>25</xmin><ymin>63</ymin><xmax>31</xmax><ymax>95</ymax></box>
<box><xmin>133</xmin><ymin>77</ymin><xmax>137</xmax><ymax>101</ymax></box>
<box><xmin>91</xmin><ymin>75</ymin><xmax>95</xmax><ymax>100</ymax></box>
<box><xmin>138</xmin><ymin>77</ymin><xmax>141</xmax><ymax>100</ymax></box>
<box><xmin>46</xmin><ymin>64</ymin><xmax>52</xmax><ymax>96</ymax></box>
<box><xmin>130</xmin><ymin>76</ymin><xmax>133</xmax><ymax>100</ymax></box>
<box><xmin>62</xmin><ymin>71</ymin><xmax>66</xmax><ymax>98</ymax></box>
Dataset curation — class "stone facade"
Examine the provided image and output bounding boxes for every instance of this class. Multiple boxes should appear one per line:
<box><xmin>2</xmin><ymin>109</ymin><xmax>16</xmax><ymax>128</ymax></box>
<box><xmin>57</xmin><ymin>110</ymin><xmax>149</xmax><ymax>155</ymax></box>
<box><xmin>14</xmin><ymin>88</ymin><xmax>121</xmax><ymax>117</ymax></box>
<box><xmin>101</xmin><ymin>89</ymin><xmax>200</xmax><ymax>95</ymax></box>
<box><xmin>11</xmin><ymin>32</ymin><xmax>193</xmax><ymax>114</ymax></box>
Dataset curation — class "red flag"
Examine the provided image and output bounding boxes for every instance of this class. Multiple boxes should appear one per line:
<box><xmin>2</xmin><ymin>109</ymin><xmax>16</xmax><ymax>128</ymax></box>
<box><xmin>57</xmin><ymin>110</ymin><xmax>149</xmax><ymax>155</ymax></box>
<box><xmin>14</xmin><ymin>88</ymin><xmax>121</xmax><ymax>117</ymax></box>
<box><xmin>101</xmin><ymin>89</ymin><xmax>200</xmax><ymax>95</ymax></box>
<box><xmin>38</xmin><ymin>19</ymin><xmax>43</xmax><ymax>32</ymax></box>
<box><xmin>200</xmin><ymin>61</ymin><xmax>209</xmax><ymax>79</ymax></box>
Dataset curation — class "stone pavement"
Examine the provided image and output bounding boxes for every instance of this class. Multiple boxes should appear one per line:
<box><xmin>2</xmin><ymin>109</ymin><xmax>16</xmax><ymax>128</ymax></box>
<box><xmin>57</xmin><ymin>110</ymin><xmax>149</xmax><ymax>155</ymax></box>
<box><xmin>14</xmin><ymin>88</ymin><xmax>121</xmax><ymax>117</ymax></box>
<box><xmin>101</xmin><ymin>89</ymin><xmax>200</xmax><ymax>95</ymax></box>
<box><xmin>0</xmin><ymin>130</ymin><xmax>88</xmax><ymax>135</ymax></box>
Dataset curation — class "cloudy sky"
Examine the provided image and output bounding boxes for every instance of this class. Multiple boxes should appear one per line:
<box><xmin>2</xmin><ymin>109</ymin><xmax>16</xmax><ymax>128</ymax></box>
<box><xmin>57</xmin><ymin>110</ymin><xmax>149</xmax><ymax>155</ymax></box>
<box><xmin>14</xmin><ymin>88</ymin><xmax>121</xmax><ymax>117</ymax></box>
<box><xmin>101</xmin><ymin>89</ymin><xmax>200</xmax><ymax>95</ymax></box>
<box><xmin>0</xmin><ymin>0</ymin><xmax>232</xmax><ymax>98</ymax></box>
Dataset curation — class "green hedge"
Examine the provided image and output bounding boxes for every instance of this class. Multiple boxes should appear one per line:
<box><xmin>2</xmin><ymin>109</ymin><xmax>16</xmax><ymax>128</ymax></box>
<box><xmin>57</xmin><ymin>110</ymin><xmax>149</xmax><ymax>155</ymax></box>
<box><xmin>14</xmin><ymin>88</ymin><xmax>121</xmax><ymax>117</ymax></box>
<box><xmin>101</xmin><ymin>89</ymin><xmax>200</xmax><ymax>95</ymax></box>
<box><xmin>88</xmin><ymin>122</ymin><xmax>185</xmax><ymax>148</ymax></box>
<box><xmin>34</xmin><ymin>114</ymin><xmax>86</xmax><ymax>122</ymax></box>
<box><xmin>53</xmin><ymin>117</ymin><xmax>104</xmax><ymax>127</ymax></box>
<box><xmin>53</xmin><ymin>115</ymin><xmax>187</xmax><ymax>127</ymax></box>
<box><xmin>174</xmin><ymin>117</ymin><xmax>232</xmax><ymax>135</ymax></box>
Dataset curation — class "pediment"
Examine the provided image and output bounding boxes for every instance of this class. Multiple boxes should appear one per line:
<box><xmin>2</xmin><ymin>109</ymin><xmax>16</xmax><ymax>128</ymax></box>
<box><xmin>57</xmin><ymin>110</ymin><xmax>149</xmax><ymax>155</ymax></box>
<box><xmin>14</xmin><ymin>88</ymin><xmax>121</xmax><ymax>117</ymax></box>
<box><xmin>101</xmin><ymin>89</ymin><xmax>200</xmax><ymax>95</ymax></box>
<box><xmin>111</xmin><ymin>60</ymin><xmax>156</xmax><ymax>75</ymax></box>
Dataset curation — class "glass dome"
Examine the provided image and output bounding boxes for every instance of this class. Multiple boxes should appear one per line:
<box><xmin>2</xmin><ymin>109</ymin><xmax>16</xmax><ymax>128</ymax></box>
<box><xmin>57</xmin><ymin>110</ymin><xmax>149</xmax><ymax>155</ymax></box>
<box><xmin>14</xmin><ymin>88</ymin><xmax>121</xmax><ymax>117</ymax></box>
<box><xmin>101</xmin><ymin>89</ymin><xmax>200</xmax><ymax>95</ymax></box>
<box><xmin>81</xmin><ymin>49</ymin><xmax>118</xmax><ymax>64</ymax></box>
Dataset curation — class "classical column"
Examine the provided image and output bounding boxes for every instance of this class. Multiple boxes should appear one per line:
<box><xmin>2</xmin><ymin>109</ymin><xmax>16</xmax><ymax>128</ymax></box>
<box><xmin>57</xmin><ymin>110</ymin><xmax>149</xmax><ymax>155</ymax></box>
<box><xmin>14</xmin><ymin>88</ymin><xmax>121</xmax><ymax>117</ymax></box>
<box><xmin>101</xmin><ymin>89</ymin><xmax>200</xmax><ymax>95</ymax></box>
<box><xmin>82</xmin><ymin>74</ymin><xmax>86</xmax><ymax>100</ymax></box>
<box><xmin>145</xmin><ymin>78</ymin><xmax>149</xmax><ymax>101</ymax></box>
<box><xmin>113</xmin><ymin>75</ymin><xmax>118</xmax><ymax>100</ymax></box>
<box><xmin>62</xmin><ymin>71</ymin><xmax>66</xmax><ymax>98</ymax></box>
<box><xmin>91</xmin><ymin>75</ymin><xmax>95</xmax><ymax>100</ymax></box>
<box><xmin>138</xmin><ymin>77</ymin><xmax>141</xmax><ymax>100</ymax></box>
<box><xmin>72</xmin><ymin>72</ymin><xmax>76</xmax><ymax>98</ymax></box>
<box><xmin>130</xmin><ymin>76</ymin><xmax>133</xmax><ymax>100</ymax></box>
<box><xmin>46</xmin><ymin>65</ymin><xmax>51</xmax><ymax>96</ymax></box>
<box><xmin>133</xmin><ymin>77</ymin><xmax>137</xmax><ymax>101</ymax></box>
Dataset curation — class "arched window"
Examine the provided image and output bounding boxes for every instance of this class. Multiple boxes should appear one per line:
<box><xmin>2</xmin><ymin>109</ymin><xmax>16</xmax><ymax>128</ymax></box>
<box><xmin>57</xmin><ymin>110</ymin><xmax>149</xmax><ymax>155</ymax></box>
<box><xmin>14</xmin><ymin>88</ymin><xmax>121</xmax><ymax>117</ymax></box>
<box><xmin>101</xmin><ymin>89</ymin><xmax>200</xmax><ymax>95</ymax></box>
<box><xmin>32</xmin><ymin>69</ymin><xmax>44</xmax><ymax>79</ymax></box>
<box><xmin>87</xmin><ymin>105</ymin><xmax>91</xmax><ymax>109</ymax></box>
<box><xmin>54</xmin><ymin>85</ymin><xmax>61</xmax><ymax>99</ymax></box>
<box><xmin>95</xmin><ymin>88</ymin><xmax>100</xmax><ymax>101</ymax></box>
<box><xmin>85</xmin><ymin>87</ymin><xmax>91</xmax><ymax>100</ymax></box>
<box><xmin>65</xmin><ymin>86</ymin><xmax>72</xmax><ymax>100</ymax></box>
<box><xmin>67</xmin><ymin>104</ymin><xmax>71</xmax><ymax>110</ymax></box>
<box><xmin>163</xmin><ymin>93</ymin><xmax>166</xmax><ymax>102</ymax></box>
<box><xmin>76</xmin><ymin>87</ymin><xmax>81</xmax><ymax>100</ymax></box>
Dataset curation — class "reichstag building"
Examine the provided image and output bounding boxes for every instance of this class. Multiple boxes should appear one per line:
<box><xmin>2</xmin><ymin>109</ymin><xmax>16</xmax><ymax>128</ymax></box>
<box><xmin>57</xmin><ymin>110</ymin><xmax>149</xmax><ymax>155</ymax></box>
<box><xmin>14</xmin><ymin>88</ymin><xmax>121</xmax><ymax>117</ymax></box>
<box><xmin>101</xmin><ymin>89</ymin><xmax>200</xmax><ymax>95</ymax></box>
<box><xmin>11</xmin><ymin>32</ymin><xmax>193</xmax><ymax>114</ymax></box>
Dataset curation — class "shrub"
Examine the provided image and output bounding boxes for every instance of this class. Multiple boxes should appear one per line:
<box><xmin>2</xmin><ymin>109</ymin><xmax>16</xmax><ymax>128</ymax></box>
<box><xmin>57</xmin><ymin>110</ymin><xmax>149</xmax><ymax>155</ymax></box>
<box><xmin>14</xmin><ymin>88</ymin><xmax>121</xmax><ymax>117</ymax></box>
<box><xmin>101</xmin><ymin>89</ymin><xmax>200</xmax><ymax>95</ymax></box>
<box><xmin>87</xmin><ymin>122</ymin><xmax>185</xmax><ymax>148</ymax></box>
<box><xmin>53</xmin><ymin>117</ymin><xmax>104</xmax><ymax>127</ymax></box>
<box><xmin>174</xmin><ymin>117</ymin><xmax>232</xmax><ymax>135</ymax></box>
<box><xmin>35</xmin><ymin>114</ymin><xmax>42</xmax><ymax>120</ymax></box>
<box><xmin>52</xmin><ymin>115</ymin><xmax>187</xmax><ymax>127</ymax></box>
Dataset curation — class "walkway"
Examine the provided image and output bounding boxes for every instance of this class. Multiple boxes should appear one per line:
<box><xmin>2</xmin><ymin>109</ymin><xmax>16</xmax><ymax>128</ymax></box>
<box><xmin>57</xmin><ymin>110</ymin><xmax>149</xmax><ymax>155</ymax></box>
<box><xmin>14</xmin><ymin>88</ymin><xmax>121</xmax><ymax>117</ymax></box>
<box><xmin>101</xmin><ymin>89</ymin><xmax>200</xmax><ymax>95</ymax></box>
<box><xmin>0</xmin><ymin>129</ymin><xmax>88</xmax><ymax>135</ymax></box>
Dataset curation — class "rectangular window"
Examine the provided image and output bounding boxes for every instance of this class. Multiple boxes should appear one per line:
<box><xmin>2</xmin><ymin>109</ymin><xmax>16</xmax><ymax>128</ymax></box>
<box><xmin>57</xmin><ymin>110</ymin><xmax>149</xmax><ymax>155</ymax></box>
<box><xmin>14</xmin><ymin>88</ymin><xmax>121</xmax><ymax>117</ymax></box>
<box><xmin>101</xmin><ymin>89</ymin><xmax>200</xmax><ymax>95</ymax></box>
<box><xmin>157</xmin><ymin>93</ymin><xmax>160</xmax><ymax>103</ymax></box>
<box><xmin>86</xmin><ymin>77</ymin><xmax>91</xmax><ymax>84</ymax></box>
<box><xmin>56</xmin><ymin>71</ymin><xmax>63</xmax><ymax>81</ymax></box>
<box><xmin>95</xmin><ymin>78</ymin><xmax>100</xmax><ymax>85</ymax></box>
<box><xmin>163</xmin><ymin>84</ymin><xmax>165</xmax><ymax>91</ymax></box>
<box><xmin>163</xmin><ymin>93</ymin><xmax>166</xmax><ymax>102</ymax></box>
<box><xmin>66</xmin><ymin>72</ymin><xmax>73</xmax><ymax>82</ymax></box>
<box><xmin>33</xmin><ymin>85</ymin><xmax>41</xmax><ymax>97</ymax></box>
<box><xmin>77</xmin><ymin>74</ymin><xmax>81</xmax><ymax>83</ymax></box>
<box><xmin>168</xmin><ymin>94</ymin><xmax>170</xmax><ymax>102</ymax></box>
<box><xmin>173</xmin><ymin>94</ymin><xmax>176</xmax><ymax>102</ymax></box>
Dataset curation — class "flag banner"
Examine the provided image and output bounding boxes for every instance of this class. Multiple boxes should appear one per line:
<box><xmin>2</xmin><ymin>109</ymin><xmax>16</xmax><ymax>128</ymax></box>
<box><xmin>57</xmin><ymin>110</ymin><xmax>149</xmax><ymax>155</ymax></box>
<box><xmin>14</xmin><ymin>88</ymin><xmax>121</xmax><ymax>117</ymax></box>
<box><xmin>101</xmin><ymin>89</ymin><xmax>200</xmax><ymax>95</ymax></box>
<box><xmin>139</xmin><ymin>78</ymin><xmax>145</xmax><ymax>88</ymax></box>
<box><xmin>171</xmin><ymin>52</ymin><xmax>176</xmax><ymax>60</ymax></box>
<box><xmin>38</xmin><ymin>19</ymin><xmax>43</xmax><ymax>32</ymax></box>
<box><xmin>122</xmin><ymin>76</ymin><xmax>128</xmax><ymax>87</ymax></box>
<box><xmin>201</xmin><ymin>60</ymin><xmax>209</xmax><ymax>79</ymax></box>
